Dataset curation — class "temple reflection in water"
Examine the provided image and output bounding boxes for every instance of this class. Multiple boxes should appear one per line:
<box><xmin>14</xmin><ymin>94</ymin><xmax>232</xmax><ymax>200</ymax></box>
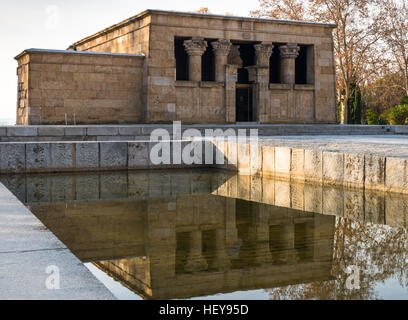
<box><xmin>1</xmin><ymin>169</ymin><xmax>407</xmax><ymax>300</ymax></box>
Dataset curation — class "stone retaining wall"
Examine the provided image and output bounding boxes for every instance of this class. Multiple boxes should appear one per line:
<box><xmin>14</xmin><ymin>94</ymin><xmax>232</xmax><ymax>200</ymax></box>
<box><xmin>1</xmin><ymin>137</ymin><xmax>407</xmax><ymax>195</ymax></box>
<box><xmin>216</xmin><ymin>140</ymin><xmax>408</xmax><ymax>194</ymax></box>
<box><xmin>0</xmin><ymin>140</ymin><xmax>214</xmax><ymax>173</ymax></box>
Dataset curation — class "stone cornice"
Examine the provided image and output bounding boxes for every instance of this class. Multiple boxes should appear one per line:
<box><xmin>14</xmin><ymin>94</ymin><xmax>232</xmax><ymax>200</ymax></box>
<box><xmin>69</xmin><ymin>9</ymin><xmax>336</xmax><ymax>49</ymax></box>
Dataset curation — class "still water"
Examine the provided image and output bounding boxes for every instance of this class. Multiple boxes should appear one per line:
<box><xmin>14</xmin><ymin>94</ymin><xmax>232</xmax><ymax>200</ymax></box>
<box><xmin>1</xmin><ymin>169</ymin><xmax>407</xmax><ymax>300</ymax></box>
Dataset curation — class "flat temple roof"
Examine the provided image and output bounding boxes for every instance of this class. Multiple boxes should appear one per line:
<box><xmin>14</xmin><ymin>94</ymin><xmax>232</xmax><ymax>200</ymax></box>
<box><xmin>70</xmin><ymin>9</ymin><xmax>337</xmax><ymax>48</ymax></box>
<box><xmin>14</xmin><ymin>48</ymin><xmax>145</xmax><ymax>60</ymax></box>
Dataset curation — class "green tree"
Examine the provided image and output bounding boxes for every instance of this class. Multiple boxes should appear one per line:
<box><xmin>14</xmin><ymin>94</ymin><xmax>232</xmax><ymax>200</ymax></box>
<box><xmin>347</xmin><ymin>84</ymin><xmax>362</xmax><ymax>124</ymax></box>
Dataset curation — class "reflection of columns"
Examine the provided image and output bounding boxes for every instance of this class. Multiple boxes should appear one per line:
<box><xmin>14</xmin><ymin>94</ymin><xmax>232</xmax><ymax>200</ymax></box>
<box><xmin>146</xmin><ymin>203</ymin><xmax>177</xmax><ymax>281</ymax></box>
<box><xmin>280</xmin><ymin>223</ymin><xmax>296</xmax><ymax>262</ymax></box>
<box><xmin>212</xmin><ymin>39</ymin><xmax>232</xmax><ymax>82</ymax></box>
<box><xmin>225</xmin><ymin>198</ymin><xmax>238</xmax><ymax>246</ymax></box>
<box><xmin>184</xmin><ymin>38</ymin><xmax>207</xmax><ymax>82</ymax></box>
<box><xmin>225</xmin><ymin>64</ymin><xmax>239</xmax><ymax>123</ymax></box>
<box><xmin>209</xmin><ymin>229</ymin><xmax>231</xmax><ymax>271</ymax></box>
<box><xmin>248</xmin><ymin>205</ymin><xmax>272</xmax><ymax>264</ymax></box>
<box><xmin>279</xmin><ymin>44</ymin><xmax>300</xmax><ymax>84</ymax></box>
<box><xmin>281</xmin><ymin>223</ymin><xmax>295</xmax><ymax>248</ymax></box>
<box><xmin>184</xmin><ymin>230</ymin><xmax>208</xmax><ymax>272</ymax></box>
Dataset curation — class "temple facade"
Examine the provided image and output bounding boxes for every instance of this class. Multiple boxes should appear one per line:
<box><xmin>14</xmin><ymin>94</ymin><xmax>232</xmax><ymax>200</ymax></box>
<box><xmin>15</xmin><ymin>9</ymin><xmax>337</xmax><ymax>125</ymax></box>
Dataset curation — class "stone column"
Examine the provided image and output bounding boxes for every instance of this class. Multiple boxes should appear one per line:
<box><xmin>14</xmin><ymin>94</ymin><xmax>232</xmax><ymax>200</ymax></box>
<box><xmin>279</xmin><ymin>44</ymin><xmax>300</xmax><ymax>84</ymax></box>
<box><xmin>254</xmin><ymin>43</ymin><xmax>274</xmax><ymax>68</ymax></box>
<box><xmin>183</xmin><ymin>38</ymin><xmax>207</xmax><ymax>82</ymax></box>
<box><xmin>246</xmin><ymin>43</ymin><xmax>274</xmax><ymax>123</ymax></box>
<box><xmin>225</xmin><ymin>64</ymin><xmax>239</xmax><ymax>123</ymax></box>
<box><xmin>184</xmin><ymin>230</ymin><xmax>208</xmax><ymax>272</ymax></box>
<box><xmin>212</xmin><ymin>39</ymin><xmax>232</xmax><ymax>82</ymax></box>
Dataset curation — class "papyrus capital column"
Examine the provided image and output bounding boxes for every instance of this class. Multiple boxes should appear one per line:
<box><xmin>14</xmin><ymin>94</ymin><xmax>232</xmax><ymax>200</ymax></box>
<box><xmin>254</xmin><ymin>43</ymin><xmax>274</xmax><ymax>68</ymax></box>
<box><xmin>212</xmin><ymin>39</ymin><xmax>232</xmax><ymax>82</ymax></box>
<box><xmin>279</xmin><ymin>44</ymin><xmax>300</xmax><ymax>84</ymax></box>
<box><xmin>184</xmin><ymin>38</ymin><xmax>207</xmax><ymax>82</ymax></box>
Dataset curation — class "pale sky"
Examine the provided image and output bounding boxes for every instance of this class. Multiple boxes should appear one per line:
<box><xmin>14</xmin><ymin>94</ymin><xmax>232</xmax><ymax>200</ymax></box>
<box><xmin>0</xmin><ymin>0</ymin><xmax>259</xmax><ymax>119</ymax></box>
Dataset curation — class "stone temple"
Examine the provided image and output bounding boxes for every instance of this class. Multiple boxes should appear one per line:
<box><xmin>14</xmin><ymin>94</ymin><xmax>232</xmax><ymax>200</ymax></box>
<box><xmin>14</xmin><ymin>9</ymin><xmax>337</xmax><ymax>125</ymax></box>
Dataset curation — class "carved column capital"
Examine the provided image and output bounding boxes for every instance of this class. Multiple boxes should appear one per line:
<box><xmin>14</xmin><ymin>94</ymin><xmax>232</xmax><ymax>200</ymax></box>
<box><xmin>211</xmin><ymin>39</ymin><xmax>232</xmax><ymax>56</ymax></box>
<box><xmin>254</xmin><ymin>43</ymin><xmax>274</xmax><ymax>67</ymax></box>
<box><xmin>183</xmin><ymin>38</ymin><xmax>208</xmax><ymax>56</ymax></box>
<box><xmin>279</xmin><ymin>44</ymin><xmax>300</xmax><ymax>59</ymax></box>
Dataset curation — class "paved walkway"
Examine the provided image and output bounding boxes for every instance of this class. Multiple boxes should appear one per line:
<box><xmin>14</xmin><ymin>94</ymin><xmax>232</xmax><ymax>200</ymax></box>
<box><xmin>0</xmin><ymin>183</ymin><xmax>115</xmax><ymax>300</ymax></box>
<box><xmin>259</xmin><ymin>135</ymin><xmax>408</xmax><ymax>158</ymax></box>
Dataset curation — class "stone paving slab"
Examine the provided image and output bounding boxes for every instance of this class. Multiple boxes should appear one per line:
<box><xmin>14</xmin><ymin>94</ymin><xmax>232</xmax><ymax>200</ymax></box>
<box><xmin>259</xmin><ymin>135</ymin><xmax>408</xmax><ymax>158</ymax></box>
<box><xmin>0</xmin><ymin>249</ymin><xmax>115</xmax><ymax>300</ymax></box>
<box><xmin>0</xmin><ymin>183</ymin><xmax>115</xmax><ymax>300</ymax></box>
<box><xmin>0</xmin><ymin>124</ymin><xmax>396</xmax><ymax>142</ymax></box>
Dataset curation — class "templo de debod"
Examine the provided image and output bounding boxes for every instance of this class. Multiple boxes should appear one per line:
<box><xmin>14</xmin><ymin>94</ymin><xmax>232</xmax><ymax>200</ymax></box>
<box><xmin>14</xmin><ymin>9</ymin><xmax>337</xmax><ymax>125</ymax></box>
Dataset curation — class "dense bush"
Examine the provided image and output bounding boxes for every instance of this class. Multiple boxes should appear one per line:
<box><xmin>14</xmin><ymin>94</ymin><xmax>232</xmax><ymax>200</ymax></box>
<box><xmin>366</xmin><ymin>109</ymin><xmax>381</xmax><ymax>125</ymax></box>
<box><xmin>365</xmin><ymin>109</ymin><xmax>389</xmax><ymax>125</ymax></box>
<box><xmin>387</xmin><ymin>104</ymin><xmax>408</xmax><ymax>125</ymax></box>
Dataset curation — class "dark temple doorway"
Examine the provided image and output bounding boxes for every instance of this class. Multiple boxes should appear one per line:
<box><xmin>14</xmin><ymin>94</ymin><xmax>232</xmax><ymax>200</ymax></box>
<box><xmin>236</xmin><ymin>86</ymin><xmax>253</xmax><ymax>122</ymax></box>
<box><xmin>234</xmin><ymin>42</ymin><xmax>256</xmax><ymax>122</ymax></box>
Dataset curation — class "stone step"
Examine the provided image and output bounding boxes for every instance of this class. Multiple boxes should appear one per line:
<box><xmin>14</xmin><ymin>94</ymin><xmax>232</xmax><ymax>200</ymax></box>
<box><xmin>0</xmin><ymin>124</ymin><xmax>397</xmax><ymax>142</ymax></box>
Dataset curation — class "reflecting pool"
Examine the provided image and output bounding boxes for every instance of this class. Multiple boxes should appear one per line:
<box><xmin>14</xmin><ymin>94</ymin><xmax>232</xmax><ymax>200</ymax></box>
<box><xmin>1</xmin><ymin>169</ymin><xmax>407</xmax><ymax>300</ymax></box>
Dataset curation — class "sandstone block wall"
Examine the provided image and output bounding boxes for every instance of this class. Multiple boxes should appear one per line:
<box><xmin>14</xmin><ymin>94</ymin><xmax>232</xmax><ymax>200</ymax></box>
<box><xmin>15</xmin><ymin>50</ymin><xmax>145</xmax><ymax>125</ymax></box>
<box><xmin>175</xmin><ymin>82</ymin><xmax>225</xmax><ymax>123</ymax></box>
<box><xmin>66</xmin><ymin>10</ymin><xmax>337</xmax><ymax>124</ymax></box>
<box><xmin>143</xmin><ymin>12</ymin><xmax>336</xmax><ymax>124</ymax></box>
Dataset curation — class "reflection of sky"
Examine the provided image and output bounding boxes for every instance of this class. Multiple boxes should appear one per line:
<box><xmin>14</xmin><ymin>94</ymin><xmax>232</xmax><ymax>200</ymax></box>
<box><xmin>85</xmin><ymin>263</ymin><xmax>142</xmax><ymax>300</ymax></box>
<box><xmin>189</xmin><ymin>290</ymin><xmax>269</xmax><ymax>300</ymax></box>
<box><xmin>85</xmin><ymin>265</ymin><xmax>408</xmax><ymax>300</ymax></box>
<box><xmin>374</xmin><ymin>278</ymin><xmax>408</xmax><ymax>300</ymax></box>
<box><xmin>86</xmin><ymin>262</ymin><xmax>272</xmax><ymax>300</ymax></box>
<box><xmin>85</xmin><ymin>261</ymin><xmax>408</xmax><ymax>300</ymax></box>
